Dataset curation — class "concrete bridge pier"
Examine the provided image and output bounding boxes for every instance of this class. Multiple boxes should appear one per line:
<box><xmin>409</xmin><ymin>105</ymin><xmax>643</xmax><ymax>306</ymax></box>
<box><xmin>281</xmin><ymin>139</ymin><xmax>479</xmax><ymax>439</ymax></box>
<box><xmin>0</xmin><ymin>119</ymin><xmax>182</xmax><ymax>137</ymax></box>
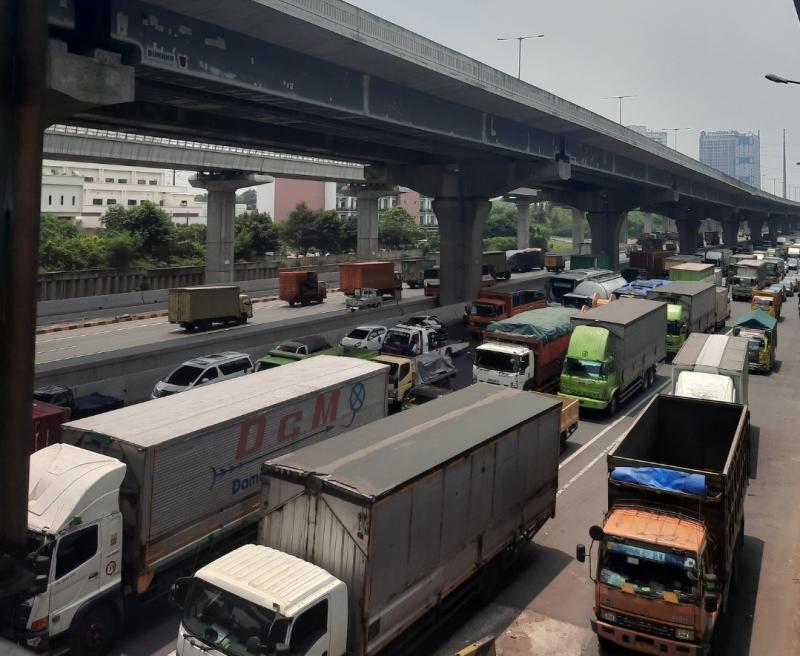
<box><xmin>586</xmin><ymin>211</ymin><xmax>626</xmax><ymax>271</ymax></box>
<box><xmin>355</xmin><ymin>187</ymin><xmax>385</xmax><ymax>260</ymax></box>
<box><xmin>571</xmin><ymin>208</ymin><xmax>585</xmax><ymax>252</ymax></box>
<box><xmin>767</xmin><ymin>219</ymin><xmax>779</xmax><ymax>244</ymax></box>
<box><xmin>515</xmin><ymin>201</ymin><xmax>531</xmax><ymax>250</ymax></box>
<box><xmin>748</xmin><ymin>218</ymin><xmax>765</xmax><ymax>246</ymax></box>
<box><xmin>676</xmin><ymin>218</ymin><xmax>701</xmax><ymax>255</ymax></box>
<box><xmin>433</xmin><ymin>197</ymin><xmax>491</xmax><ymax>306</ymax></box>
<box><xmin>190</xmin><ymin>172</ymin><xmax>273</xmax><ymax>284</ymax></box>
<box><xmin>722</xmin><ymin>220</ymin><xmax>739</xmax><ymax>250</ymax></box>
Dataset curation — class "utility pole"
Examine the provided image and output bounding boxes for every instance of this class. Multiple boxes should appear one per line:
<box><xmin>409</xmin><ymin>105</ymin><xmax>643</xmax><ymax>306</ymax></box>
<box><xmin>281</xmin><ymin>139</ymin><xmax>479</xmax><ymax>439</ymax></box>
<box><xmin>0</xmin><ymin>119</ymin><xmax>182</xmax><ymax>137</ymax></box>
<box><xmin>497</xmin><ymin>35</ymin><xmax>544</xmax><ymax>80</ymax></box>
<box><xmin>604</xmin><ymin>95</ymin><xmax>636</xmax><ymax>125</ymax></box>
<box><xmin>783</xmin><ymin>128</ymin><xmax>787</xmax><ymax>198</ymax></box>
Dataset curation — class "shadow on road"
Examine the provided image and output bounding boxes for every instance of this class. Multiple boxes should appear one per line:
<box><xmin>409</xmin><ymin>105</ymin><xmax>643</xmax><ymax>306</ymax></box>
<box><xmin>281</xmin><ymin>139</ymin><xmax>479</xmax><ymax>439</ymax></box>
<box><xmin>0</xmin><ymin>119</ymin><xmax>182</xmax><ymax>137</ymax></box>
<box><xmin>748</xmin><ymin>424</ymin><xmax>761</xmax><ymax>479</ymax></box>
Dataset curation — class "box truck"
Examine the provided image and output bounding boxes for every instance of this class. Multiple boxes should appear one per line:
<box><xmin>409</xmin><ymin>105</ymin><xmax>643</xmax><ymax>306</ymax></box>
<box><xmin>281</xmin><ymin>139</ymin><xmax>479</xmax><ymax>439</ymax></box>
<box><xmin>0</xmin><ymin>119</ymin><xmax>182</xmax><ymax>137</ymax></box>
<box><xmin>173</xmin><ymin>385</ymin><xmax>561</xmax><ymax>656</ymax></box>
<box><xmin>559</xmin><ymin>299</ymin><xmax>667</xmax><ymax>414</ymax></box>
<box><xmin>278</xmin><ymin>271</ymin><xmax>327</xmax><ymax>307</ymax></box>
<box><xmin>646</xmin><ymin>282</ymin><xmax>717</xmax><ymax>356</ymax></box>
<box><xmin>168</xmin><ymin>286</ymin><xmax>252</xmax><ymax>330</ymax></box>
<box><xmin>466</xmin><ymin>289</ymin><xmax>547</xmax><ymax>336</ymax></box>
<box><xmin>473</xmin><ymin>307</ymin><xmax>577</xmax><ymax>391</ymax></box>
<box><xmin>338</xmin><ymin>262</ymin><xmax>401</xmax><ymax>300</ymax></box>
<box><xmin>671</xmin><ymin>333</ymin><xmax>748</xmax><ymax>404</ymax></box>
<box><xmin>731</xmin><ymin>259</ymin><xmax>766</xmax><ymax>301</ymax></box>
<box><xmin>9</xmin><ymin>357</ymin><xmax>387</xmax><ymax>655</ymax></box>
<box><xmin>578</xmin><ymin>395</ymin><xmax>749</xmax><ymax>655</ymax></box>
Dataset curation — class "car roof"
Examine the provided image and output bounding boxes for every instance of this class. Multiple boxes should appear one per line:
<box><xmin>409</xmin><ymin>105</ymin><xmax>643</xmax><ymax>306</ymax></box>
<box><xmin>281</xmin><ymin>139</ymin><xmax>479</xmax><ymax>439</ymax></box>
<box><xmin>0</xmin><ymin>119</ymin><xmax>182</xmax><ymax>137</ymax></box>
<box><xmin>350</xmin><ymin>325</ymin><xmax>386</xmax><ymax>331</ymax></box>
<box><xmin>181</xmin><ymin>351</ymin><xmax>250</xmax><ymax>367</ymax></box>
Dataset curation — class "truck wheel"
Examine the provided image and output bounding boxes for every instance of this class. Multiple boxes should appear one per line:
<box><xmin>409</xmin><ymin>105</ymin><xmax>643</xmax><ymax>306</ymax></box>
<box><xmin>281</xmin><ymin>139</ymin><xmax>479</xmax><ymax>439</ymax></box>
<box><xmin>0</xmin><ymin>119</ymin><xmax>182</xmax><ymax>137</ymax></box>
<box><xmin>70</xmin><ymin>604</ymin><xmax>118</xmax><ymax>656</ymax></box>
<box><xmin>606</xmin><ymin>394</ymin><xmax>618</xmax><ymax>417</ymax></box>
<box><xmin>199</xmin><ymin>319</ymin><xmax>212</xmax><ymax>331</ymax></box>
<box><xmin>288</xmin><ymin>300</ymin><xmax>295</xmax><ymax>307</ymax></box>
<box><xmin>238</xmin><ymin>313</ymin><xmax>248</xmax><ymax>324</ymax></box>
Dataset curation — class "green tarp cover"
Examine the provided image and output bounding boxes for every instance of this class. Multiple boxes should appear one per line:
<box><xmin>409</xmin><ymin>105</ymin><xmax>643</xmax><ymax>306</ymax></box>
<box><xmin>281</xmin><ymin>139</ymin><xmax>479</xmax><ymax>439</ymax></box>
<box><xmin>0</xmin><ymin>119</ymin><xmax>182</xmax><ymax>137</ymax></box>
<box><xmin>734</xmin><ymin>309</ymin><xmax>777</xmax><ymax>331</ymax></box>
<box><xmin>486</xmin><ymin>306</ymin><xmax>576</xmax><ymax>341</ymax></box>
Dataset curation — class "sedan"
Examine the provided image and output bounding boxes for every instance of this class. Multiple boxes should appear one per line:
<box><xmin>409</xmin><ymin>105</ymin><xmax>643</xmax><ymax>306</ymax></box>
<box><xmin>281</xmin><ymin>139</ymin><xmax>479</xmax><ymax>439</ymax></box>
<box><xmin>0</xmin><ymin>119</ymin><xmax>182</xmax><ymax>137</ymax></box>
<box><xmin>340</xmin><ymin>325</ymin><xmax>387</xmax><ymax>351</ymax></box>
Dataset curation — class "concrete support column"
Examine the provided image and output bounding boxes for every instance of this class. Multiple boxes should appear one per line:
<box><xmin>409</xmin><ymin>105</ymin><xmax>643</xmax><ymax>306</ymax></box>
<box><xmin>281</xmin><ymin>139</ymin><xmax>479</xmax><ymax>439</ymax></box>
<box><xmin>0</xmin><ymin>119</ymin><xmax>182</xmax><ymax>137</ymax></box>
<box><xmin>767</xmin><ymin>220</ymin><xmax>779</xmax><ymax>244</ymax></box>
<box><xmin>586</xmin><ymin>211</ymin><xmax>626</xmax><ymax>271</ymax></box>
<box><xmin>676</xmin><ymin>219</ymin><xmax>701</xmax><ymax>255</ymax></box>
<box><xmin>432</xmin><ymin>197</ymin><xmax>490</xmax><ymax>305</ymax></box>
<box><xmin>748</xmin><ymin>218</ymin><xmax>764</xmax><ymax>246</ymax></box>
<box><xmin>643</xmin><ymin>213</ymin><xmax>654</xmax><ymax>234</ymax></box>
<box><xmin>191</xmin><ymin>173</ymin><xmax>273</xmax><ymax>284</ymax></box>
<box><xmin>571</xmin><ymin>208</ymin><xmax>585</xmax><ymax>251</ymax></box>
<box><xmin>722</xmin><ymin>220</ymin><xmax>739</xmax><ymax>250</ymax></box>
<box><xmin>664</xmin><ymin>217</ymin><xmax>677</xmax><ymax>233</ymax></box>
<box><xmin>515</xmin><ymin>202</ymin><xmax>531</xmax><ymax>250</ymax></box>
<box><xmin>356</xmin><ymin>189</ymin><xmax>382</xmax><ymax>260</ymax></box>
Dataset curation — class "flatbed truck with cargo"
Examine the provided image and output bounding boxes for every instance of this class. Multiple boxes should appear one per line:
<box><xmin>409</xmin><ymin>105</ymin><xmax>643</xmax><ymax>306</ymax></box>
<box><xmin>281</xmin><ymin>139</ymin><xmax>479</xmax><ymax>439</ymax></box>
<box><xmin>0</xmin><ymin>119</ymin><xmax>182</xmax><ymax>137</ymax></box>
<box><xmin>173</xmin><ymin>385</ymin><xmax>562</xmax><ymax>656</ymax></box>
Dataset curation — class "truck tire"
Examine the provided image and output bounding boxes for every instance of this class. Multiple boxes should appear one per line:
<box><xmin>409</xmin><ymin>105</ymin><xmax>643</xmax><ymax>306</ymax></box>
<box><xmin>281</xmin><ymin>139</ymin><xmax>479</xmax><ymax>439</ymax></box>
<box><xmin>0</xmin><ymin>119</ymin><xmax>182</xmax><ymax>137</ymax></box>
<box><xmin>288</xmin><ymin>300</ymin><xmax>296</xmax><ymax>307</ymax></box>
<box><xmin>300</xmin><ymin>299</ymin><xmax>310</xmax><ymax>307</ymax></box>
<box><xmin>606</xmin><ymin>394</ymin><xmax>618</xmax><ymax>417</ymax></box>
<box><xmin>199</xmin><ymin>319</ymin><xmax>212</xmax><ymax>331</ymax></box>
<box><xmin>70</xmin><ymin>604</ymin><xmax>118</xmax><ymax>656</ymax></box>
<box><xmin>238</xmin><ymin>313</ymin><xmax>248</xmax><ymax>324</ymax></box>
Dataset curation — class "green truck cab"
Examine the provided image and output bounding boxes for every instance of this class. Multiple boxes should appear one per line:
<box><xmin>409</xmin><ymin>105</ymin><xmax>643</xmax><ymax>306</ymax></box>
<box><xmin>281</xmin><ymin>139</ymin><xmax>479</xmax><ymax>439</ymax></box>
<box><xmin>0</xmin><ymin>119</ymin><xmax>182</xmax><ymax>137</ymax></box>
<box><xmin>730</xmin><ymin>309</ymin><xmax>777</xmax><ymax>373</ymax></box>
<box><xmin>559</xmin><ymin>299</ymin><xmax>667</xmax><ymax>415</ymax></box>
<box><xmin>665</xmin><ymin>303</ymin><xmax>687</xmax><ymax>353</ymax></box>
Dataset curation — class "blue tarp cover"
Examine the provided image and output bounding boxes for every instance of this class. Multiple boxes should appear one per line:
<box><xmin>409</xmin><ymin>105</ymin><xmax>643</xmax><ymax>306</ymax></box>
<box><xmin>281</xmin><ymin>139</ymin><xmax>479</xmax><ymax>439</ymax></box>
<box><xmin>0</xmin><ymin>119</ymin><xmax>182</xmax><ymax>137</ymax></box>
<box><xmin>611</xmin><ymin>466</ymin><xmax>707</xmax><ymax>496</ymax></box>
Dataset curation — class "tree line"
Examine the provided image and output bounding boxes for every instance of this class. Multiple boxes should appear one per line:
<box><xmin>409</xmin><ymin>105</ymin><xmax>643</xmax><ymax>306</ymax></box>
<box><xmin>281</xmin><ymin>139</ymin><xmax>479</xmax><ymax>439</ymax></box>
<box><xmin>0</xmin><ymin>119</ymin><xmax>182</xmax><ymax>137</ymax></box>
<box><xmin>38</xmin><ymin>201</ymin><xmax>427</xmax><ymax>272</ymax></box>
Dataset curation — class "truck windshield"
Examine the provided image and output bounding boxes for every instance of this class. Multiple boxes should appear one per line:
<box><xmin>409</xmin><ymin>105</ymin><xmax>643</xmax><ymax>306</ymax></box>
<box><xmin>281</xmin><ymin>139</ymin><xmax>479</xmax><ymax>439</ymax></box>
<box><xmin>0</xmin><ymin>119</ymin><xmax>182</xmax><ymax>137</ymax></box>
<box><xmin>752</xmin><ymin>297</ymin><xmax>772</xmax><ymax>308</ymax></box>
<box><xmin>474</xmin><ymin>349</ymin><xmax>518</xmax><ymax>373</ymax></box>
<box><xmin>471</xmin><ymin>303</ymin><xmax>500</xmax><ymax>317</ymax></box>
<box><xmin>550</xmin><ymin>279</ymin><xmax>575</xmax><ymax>299</ymax></box>
<box><xmin>666</xmin><ymin>320</ymin><xmax>682</xmax><ymax>335</ymax></box>
<box><xmin>565</xmin><ymin>358</ymin><xmax>604</xmax><ymax>380</ymax></box>
<box><xmin>165</xmin><ymin>365</ymin><xmax>203</xmax><ymax>386</ymax></box>
<box><xmin>600</xmin><ymin>541</ymin><xmax>698</xmax><ymax>602</ymax></box>
<box><xmin>347</xmin><ymin>328</ymin><xmax>370</xmax><ymax>339</ymax></box>
<box><xmin>182</xmin><ymin>579</ymin><xmax>279</xmax><ymax>656</ymax></box>
<box><xmin>733</xmin><ymin>275</ymin><xmax>756</xmax><ymax>284</ymax></box>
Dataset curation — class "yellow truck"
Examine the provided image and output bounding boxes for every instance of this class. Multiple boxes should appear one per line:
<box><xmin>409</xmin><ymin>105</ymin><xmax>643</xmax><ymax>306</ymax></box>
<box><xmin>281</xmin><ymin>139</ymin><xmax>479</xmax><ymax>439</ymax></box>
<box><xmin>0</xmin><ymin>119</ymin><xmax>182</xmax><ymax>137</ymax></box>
<box><xmin>532</xmin><ymin>391</ymin><xmax>579</xmax><ymax>448</ymax></box>
<box><xmin>750</xmin><ymin>288</ymin><xmax>782</xmax><ymax>318</ymax></box>
<box><xmin>168</xmin><ymin>285</ymin><xmax>252</xmax><ymax>331</ymax></box>
<box><xmin>373</xmin><ymin>352</ymin><xmax>456</xmax><ymax>407</ymax></box>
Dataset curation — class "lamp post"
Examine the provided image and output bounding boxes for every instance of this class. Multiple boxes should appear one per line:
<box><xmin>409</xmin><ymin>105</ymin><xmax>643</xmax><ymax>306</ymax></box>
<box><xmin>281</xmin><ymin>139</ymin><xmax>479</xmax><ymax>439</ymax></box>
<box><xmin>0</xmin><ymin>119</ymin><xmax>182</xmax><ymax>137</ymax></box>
<box><xmin>603</xmin><ymin>95</ymin><xmax>636</xmax><ymax>125</ymax></box>
<box><xmin>661</xmin><ymin>127</ymin><xmax>691</xmax><ymax>151</ymax></box>
<box><xmin>765</xmin><ymin>73</ymin><xmax>800</xmax><ymax>85</ymax></box>
<box><xmin>497</xmin><ymin>34</ymin><xmax>544</xmax><ymax>80</ymax></box>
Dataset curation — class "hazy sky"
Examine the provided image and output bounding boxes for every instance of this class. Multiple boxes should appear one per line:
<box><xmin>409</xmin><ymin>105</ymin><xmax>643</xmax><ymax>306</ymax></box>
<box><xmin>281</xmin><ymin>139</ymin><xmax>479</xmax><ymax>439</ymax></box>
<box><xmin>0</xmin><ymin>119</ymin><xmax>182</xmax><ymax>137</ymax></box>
<box><xmin>347</xmin><ymin>0</ymin><xmax>800</xmax><ymax>198</ymax></box>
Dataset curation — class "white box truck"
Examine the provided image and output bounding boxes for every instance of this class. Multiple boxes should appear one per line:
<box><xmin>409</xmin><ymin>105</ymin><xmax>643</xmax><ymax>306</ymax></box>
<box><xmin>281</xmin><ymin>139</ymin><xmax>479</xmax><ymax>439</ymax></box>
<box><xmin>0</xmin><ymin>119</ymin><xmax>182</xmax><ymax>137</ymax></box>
<box><xmin>173</xmin><ymin>385</ymin><xmax>562</xmax><ymax>656</ymax></box>
<box><xmin>671</xmin><ymin>333</ymin><xmax>749</xmax><ymax>404</ymax></box>
<box><xmin>10</xmin><ymin>357</ymin><xmax>387</xmax><ymax>655</ymax></box>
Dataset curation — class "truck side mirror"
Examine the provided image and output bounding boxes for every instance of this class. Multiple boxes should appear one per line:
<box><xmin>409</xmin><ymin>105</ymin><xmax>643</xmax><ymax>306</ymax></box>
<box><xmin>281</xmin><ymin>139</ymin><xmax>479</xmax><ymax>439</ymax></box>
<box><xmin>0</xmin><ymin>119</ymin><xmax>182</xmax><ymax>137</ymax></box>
<box><xmin>703</xmin><ymin>592</ymin><xmax>718</xmax><ymax>613</ymax></box>
<box><xmin>589</xmin><ymin>525</ymin><xmax>605</xmax><ymax>541</ymax></box>
<box><xmin>169</xmin><ymin>577</ymin><xmax>191</xmax><ymax>610</ymax></box>
<box><xmin>576</xmin><ymin>544</ymin><xmax>586</xmax><ymax>563</ymax></box>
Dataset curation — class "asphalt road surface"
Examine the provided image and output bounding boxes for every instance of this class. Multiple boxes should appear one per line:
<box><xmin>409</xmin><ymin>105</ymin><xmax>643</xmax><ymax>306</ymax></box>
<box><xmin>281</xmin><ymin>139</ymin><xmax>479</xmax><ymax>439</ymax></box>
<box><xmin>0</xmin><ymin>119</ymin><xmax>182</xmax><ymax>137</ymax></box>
<box><xmin>105</xmin><ymin>293</ymin><xmax>800</xmax><ymax>656</ymax></box>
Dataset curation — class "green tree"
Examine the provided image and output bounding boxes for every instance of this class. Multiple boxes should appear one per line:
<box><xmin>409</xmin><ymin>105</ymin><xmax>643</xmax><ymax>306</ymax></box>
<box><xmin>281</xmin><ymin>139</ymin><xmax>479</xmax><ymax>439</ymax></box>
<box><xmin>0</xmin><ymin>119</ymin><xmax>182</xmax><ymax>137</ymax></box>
<box><xmin>236</xmin><ymin>189</ymin><xmax>258</xmax><ymax>210</ymax></box>
<box><xmin>378</xmin><ymin>206</ymin><xmax>424</xmax><ymax>249</ymax></box>
<box><xmin>103</xmin><ymin>231</ymin><xmax>142</xmax><ymax>269</ymax></box>
<box><xmin>101</xmin><ymin>201</ymin><xmax>175</xmax><ymax>261</ymax></box>
<box><xmin>172</xmin><ymin>224</ymin><xmax>207</xmax><ymax>265</ymax></box>
<box><xmin>484</xmin><ymin>202</ymin><xmax>517</xmax><ymax>238</ymax></box>
<box><xmin>40</xmin><ymin>214</ymin><xmax>79</xmax><ymax>242</ymax></box>
<box><xmin>314</xmin><ymin>210</ymin><xmax>345</xmax><ymax>254</ymax></box>
<box><xmin>483</xmin><ymin>236</ymin><xmax>517</xmax><ymax>252</ymax></box>
<box><xmin>194</xmin><ymin>193</ymin><xmax>207</xmax><ymax>202</ymax></box>
<box><xmin>423</xmin><ymin>231</ymin><xmax>441</xmax><ymax>253</ymax></box>
<box><xmin>339</xmin><ymin>216</ymin><xmax>358</xmax><ymax>252</ymax></box>
<box><xmin>282</xmin><ymin>203</ymin><xmax>319</xmax><ymax>255</ymax></box>
<box><xmin>234</xmin><ymin>211</ymin><xmax>280</xmax><ymax>259</ymax></box>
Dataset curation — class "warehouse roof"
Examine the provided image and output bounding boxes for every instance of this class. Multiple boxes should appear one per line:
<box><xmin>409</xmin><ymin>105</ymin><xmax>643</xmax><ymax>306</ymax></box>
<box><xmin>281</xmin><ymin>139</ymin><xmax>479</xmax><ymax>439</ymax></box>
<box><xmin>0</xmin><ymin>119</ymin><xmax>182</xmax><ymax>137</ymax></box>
<box><xmin>266</xmin><ymin>384</ymin><xmax>560</xmax><ymax>499</ymax></box>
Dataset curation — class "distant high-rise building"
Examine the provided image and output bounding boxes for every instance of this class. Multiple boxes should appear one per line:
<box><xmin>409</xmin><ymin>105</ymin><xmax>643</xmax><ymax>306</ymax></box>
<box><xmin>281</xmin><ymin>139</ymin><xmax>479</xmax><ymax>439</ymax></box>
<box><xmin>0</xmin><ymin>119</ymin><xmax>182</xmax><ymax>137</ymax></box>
<box><xmin>699</xmin><ymin>131</ymin><xmax>761</xmax><ymax>188</ymax></box>
<box><xmin>627</xmin><ymin>125</ymin><xmax>669</xmax><ymax>147</ymax></box>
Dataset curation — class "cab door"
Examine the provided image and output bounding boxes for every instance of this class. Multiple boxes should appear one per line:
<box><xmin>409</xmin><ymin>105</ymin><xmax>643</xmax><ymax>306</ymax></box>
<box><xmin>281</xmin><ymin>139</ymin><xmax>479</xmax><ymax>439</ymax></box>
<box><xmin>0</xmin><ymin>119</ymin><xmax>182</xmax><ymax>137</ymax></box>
<box><xmin>48</xmin><ymin>524</ymin><xmax>101</xmax><ymax>637</ymax></box>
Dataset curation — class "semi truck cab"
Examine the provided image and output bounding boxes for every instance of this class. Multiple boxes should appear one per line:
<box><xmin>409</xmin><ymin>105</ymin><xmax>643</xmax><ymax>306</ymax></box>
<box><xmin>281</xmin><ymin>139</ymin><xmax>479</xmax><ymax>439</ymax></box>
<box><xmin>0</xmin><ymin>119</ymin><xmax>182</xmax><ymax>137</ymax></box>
<box><xmin>472</xmin><ymin>342</ymin><xmax>533</xmax><ymax>389</ymax></box>
<box><xmin>175</xmin><ymin>545</ymin><xmax>348</xmax><ymax>656</ymax></box>
<box><xmin>582</xmin><ymin>508</ymin><xmax>718</xmax><ymax>655</ymax></box>
<box><xmin>559</xmin><ymin>326</ymin><xmax>617</xmax><ymax>410</ymax></box>
<box><xmin>13</xmin><ymin>444</ymin><xmax>126</xmax><ymax>655</ymax></box>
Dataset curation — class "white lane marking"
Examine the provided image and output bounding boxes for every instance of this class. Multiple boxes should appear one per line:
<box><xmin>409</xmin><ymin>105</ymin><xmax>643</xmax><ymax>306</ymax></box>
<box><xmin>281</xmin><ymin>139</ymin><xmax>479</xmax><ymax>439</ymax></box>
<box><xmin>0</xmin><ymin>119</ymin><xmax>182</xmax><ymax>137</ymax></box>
<box><xmin>558</xmin><ymin>379</ymin><xmax>669</xmax><ymax>471</ymax></box>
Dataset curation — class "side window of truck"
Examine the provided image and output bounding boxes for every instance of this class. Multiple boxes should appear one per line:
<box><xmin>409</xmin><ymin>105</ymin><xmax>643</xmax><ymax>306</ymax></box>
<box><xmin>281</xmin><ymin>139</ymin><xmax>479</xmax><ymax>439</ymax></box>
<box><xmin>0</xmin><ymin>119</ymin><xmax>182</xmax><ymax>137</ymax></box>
<box><xmin>399</xmin><ymin>364</ymin><xmax>411</xmax><ymax>380</ymax></box>
<box><xmin>289</xmin><ymin>599</ymin><xmax>328</xmax><ymax>654</ymax></box>
<box><xmin>55</xmin><ymin>525</ymin><xmax>98</xmax><ymax>579</ymax></box>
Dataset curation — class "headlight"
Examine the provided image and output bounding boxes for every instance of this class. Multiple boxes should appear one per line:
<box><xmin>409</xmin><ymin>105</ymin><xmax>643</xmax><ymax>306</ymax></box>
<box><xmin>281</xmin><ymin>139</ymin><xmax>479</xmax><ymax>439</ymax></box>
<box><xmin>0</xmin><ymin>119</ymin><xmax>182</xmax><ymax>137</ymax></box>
<box><xmin>600</xmin><ymin>609</ymin><xmax>617</xmax><ymax>624</ymax></box>
<box><xmin>675</xmin><ymin>628</ymin><xmax>694</xmax><ymax>641</ymax></box>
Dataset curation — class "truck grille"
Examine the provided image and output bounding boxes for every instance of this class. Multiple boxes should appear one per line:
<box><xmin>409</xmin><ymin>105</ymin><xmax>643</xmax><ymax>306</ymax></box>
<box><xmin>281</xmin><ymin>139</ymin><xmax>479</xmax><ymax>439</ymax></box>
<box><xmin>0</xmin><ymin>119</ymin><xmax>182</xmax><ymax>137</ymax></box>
<box><xmin>615</xmin><ymin>612</ymin><xmax>675</xmax><ymax>640</ymax></box>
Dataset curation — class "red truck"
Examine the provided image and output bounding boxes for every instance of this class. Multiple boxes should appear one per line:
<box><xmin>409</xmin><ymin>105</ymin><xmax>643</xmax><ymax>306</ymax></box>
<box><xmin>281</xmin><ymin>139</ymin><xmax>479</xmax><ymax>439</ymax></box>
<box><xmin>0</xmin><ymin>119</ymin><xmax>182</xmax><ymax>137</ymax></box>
<box><xmin>279</xmin><ymin>270</ymin><xmax>327</xmax><ymax>306</ymax></box>
<box><xmin>32</xmin><ymin>401</ymin><xmax>70</xmax><ymax>452</ymax></box>
<box><xmin>339</xmin><ymin>261</ymin><xmax>402</xmax><ymax>300</ymax></box>
<box><xmin>467</xmin><ymin>289</ymin><xmax>547</xmax><ymax>337</ymax></box>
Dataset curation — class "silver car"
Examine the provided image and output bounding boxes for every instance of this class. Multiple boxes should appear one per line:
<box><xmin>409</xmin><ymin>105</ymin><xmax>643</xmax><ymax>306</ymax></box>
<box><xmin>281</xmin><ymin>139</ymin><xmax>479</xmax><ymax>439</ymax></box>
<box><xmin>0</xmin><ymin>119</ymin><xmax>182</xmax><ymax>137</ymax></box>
<box><xmin>152</xmin><ymin>351</ymin><xmax>252</xmax><ymax>398</ymax></box>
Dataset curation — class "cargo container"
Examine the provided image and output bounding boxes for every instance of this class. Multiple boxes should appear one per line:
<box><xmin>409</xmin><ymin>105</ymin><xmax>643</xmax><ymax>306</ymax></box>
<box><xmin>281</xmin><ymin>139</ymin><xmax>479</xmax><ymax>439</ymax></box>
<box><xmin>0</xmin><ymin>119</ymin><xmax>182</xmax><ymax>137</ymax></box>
<box><xmin>559</xmin><ymin>299</ymin><xmax>667</xmax><ymax>414</ymax></box>
<box><xmin>508</xmin><ymin>248</ymin><xmax>544</xmax><ymax>272</ymax></box>
<box><xmin>731</xmin><ymin>259</ymin><xmax>767</xmax><ymax>301</ymax></box>
<box><xmin>168</xmin><ymin>286</ymin><xmax>252</xmax><ymax>330</ymax></box>
<box><xmin>31</xmin><ymin>401</ymin><xmax>69</xmax><ymax>453</ymax></box>
<box><xmin>561</xmin><ymin>272</ymin><xmax>628</xmax><ymax>309</ymax></box>
<box><xmin>663</xmin><ymin>254</ymin><xmax>702</xmax><ymax>273</ymax></box>
<box><xmin>474</xmin><ymin>307</ymin><xmax>577</xmax><ymax>391</ymax></box>
<box><xmin>467</xmin><ymin>289</ymin><xmax>547</xmax><ymax>336</ymax></box>
<box><xmin>704</xmin><ymin>248</ymin><xmax>734</xmax><ymax>276</ymax></box>
<box><xmin>173</xmin><ymin>385</ymin><xmax>561</xmax><ymax>656</ymax></box>
<box><xmin>578</xmin><ymin>395</ymin><xmax>749</xmax><ymax>655</ymax></box>
<box><xmin>11</xmin><ymin>358</ymin><xmax>388</xmax><ymax>655</ymax></box>
<box><xmin>338</xmin><ymin>261</ymin><xmax>401</xmax><ymax>299</ymax></box>
<box><xmin>716</xmin><ymin>286</ymin><xmax>731</xmax><ymax>328</ymax></box>
<box><xmin>672</xmin><ymin>333</ymin><xmax>748</xmax><ymax>404</ymax></box>
<box><xmin>532</xmin><ymin>391</ymin><xmax>579</xmax><ymax>447</ymax></box>
<box><xmin>483</xmin><ymin>250</ymin><xmax>511</xmax><ymax>280</ymax></box>
<box><xmin>571</xmin><ymin>254</ymin><xmax>611</xmax><ymax>270</ymax></box>
<box><xmin>628</xmin><ymin>250</ymin><xmax>667</xmax><ymax>278</ymax></box>
<box><xmin>646</xmin><ymin>282</ymin><xmax>717</xmax><ymax>355</ymax></box>
<box><xmin>669</xmin><ymin>262</ymin><xmax>716</xmax><ymax>283</ymax></box>
<box><xmin>544</xmin><ymin>253</ymin><xmax>565</xmax><ymax>272</ymax></box>
<box><xmin>547</xmin><ymin>268</ymin><xmax>613</xmax><ymax>302</ymax></box>
<box><xmin>399</xmin><ymin>257</ymin><xmax>435</xmax><ymax>288</ymax></box>
<box><xmin>278</xmin><ymin>270</ymin><xmax>327</xmax><ymax>306</ymax></box>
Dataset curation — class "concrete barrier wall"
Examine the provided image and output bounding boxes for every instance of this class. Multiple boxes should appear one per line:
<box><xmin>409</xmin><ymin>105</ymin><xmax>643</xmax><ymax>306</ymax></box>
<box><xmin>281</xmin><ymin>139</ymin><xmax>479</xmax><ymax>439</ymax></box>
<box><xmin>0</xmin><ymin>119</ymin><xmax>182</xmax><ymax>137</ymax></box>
<box><xmin>35</xmin><ymin>296</ymin><xmax>466</xmax><ymax>404</ymax></box>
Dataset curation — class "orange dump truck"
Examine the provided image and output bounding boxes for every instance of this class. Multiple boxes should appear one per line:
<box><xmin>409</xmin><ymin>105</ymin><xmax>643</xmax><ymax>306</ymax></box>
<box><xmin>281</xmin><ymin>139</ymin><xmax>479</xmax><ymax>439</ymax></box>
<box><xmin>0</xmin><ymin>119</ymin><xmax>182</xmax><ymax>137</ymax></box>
<box><xmin>467</xmin><ymin>289</ymin><xmax>547</xmax><ymax>336</ymax></box>
<box><xmin>577</xmin><ymin>394</ymin><xmax>749</xmax><ymax>655</ymax></box>
<box><xmin>339</xmin><ymin>261</ymin><xmax>402</xmax><ymax>300</ymax></box>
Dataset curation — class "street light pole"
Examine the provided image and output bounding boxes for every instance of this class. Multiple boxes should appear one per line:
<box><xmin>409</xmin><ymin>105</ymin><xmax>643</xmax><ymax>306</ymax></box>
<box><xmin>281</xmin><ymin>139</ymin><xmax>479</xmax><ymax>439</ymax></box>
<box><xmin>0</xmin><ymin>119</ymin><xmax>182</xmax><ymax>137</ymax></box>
<box><xmin>662</xmin><ymin>127</ymin><xmax>691</xmax><ymax>151</ymax></box>
<box><xmin>497</xmin><ymin>34</ymin><xmax>544</xmax><ymax>80</ymax></box>
<box><xmin>603</xmin><ymin>95</ymin><xmax>636</xmax><ymax>125</ymax></box>
<box><xmin>765</xmin><ymin>73</ymin><xmax>800</xmax><ymax>85</ymax></box>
